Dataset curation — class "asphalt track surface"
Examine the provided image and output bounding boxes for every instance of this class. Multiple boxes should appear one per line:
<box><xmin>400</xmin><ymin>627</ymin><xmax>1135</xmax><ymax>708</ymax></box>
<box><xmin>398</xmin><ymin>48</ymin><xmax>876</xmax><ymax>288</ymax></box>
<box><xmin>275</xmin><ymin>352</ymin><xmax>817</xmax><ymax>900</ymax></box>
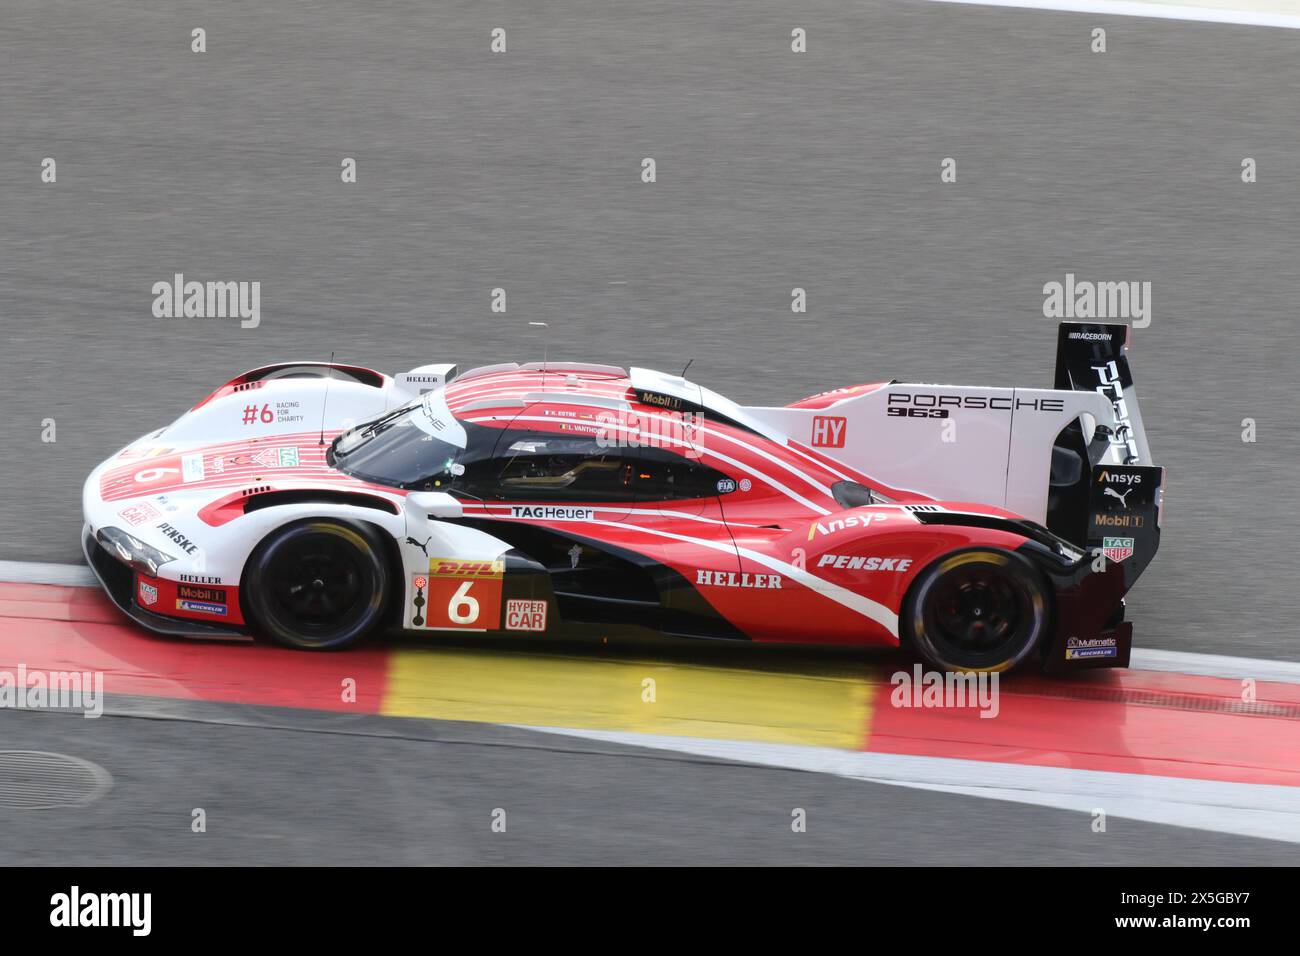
<box><xmin>4</xmin><ymin>700</ymin><xmax>1296</xmax><ymax>866</ymax></box>
<box><xmin>2</xmin><ymin>2</ymin><xmax>1299</xmax><ymax>864</ymax></box>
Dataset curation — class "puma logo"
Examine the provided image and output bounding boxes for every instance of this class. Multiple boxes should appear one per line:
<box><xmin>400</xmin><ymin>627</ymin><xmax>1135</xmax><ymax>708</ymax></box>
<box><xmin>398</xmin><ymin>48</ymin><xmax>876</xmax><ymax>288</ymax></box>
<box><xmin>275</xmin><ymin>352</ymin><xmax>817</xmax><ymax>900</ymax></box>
<box><xmin>405</xmin><ymin>535</ymin><xmax>431</xmax><ymax>557</ymax></box>
<box><xmin>1104</xmin><ymin>487</ymin><xmax>1133</xmax><ymax>507</ymax></box>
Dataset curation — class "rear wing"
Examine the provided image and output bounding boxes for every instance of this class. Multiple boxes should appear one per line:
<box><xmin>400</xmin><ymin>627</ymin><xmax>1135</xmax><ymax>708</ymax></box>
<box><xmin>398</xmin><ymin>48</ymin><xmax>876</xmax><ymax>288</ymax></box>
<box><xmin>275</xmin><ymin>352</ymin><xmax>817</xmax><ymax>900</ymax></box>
<box><xmin>1053</xmin><ymin>323</ymin><xmax>1153</xmax><ymax>466</ymax></box>
<box><xmin>1049</xmin><ymin>322</ymin><xmax>1163</xmax><ymax>566</ymax></box>
<box><xmin>740</xmin><ymin>322</ymin><xmax>1158</xmax><ymax>531</ymax></box>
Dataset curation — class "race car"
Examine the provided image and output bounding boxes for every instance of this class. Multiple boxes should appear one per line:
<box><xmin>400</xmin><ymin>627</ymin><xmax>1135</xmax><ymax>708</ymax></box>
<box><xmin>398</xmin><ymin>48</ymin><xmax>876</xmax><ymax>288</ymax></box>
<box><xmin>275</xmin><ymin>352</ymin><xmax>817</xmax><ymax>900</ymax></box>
<box><xmin>82</xmin><ymin>321</ymin><xmax>1163</xmax><ymax>673</ymax></box>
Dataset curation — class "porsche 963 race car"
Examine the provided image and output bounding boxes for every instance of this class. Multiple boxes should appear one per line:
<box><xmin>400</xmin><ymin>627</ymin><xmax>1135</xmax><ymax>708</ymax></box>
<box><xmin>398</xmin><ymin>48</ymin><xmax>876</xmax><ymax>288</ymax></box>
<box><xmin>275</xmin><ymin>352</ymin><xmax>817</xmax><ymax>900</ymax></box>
<box><xmin>83</xmin><ymin>322</ymin><xmax>1162</xmax><ymax>673</ymax></box>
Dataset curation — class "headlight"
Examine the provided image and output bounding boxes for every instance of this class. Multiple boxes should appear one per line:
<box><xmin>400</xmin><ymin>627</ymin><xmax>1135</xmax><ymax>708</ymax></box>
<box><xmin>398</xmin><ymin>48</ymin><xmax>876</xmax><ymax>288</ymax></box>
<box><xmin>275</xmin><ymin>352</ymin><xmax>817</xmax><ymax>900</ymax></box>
<box><xmin>97</xmin><ymin>527</ymin><xmax>177</xmax><ymax>576</ymax></box>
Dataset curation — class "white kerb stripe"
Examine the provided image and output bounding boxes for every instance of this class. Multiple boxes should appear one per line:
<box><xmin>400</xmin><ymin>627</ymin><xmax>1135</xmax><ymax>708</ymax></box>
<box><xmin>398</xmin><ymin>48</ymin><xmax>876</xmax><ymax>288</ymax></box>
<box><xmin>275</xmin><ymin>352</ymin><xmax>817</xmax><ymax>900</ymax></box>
<box><xmin>527</xmin><ymin>728</ymin><xmax>1300</xmax><ymax>845</ymax></box>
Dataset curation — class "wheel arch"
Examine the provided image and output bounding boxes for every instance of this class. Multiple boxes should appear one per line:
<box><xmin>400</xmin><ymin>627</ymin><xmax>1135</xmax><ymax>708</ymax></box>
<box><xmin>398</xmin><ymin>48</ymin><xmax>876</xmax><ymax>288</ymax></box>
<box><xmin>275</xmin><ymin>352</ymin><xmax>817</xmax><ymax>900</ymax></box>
<box><xmin>898</xmin><ymin>544</ymin><xmax>1056</xmax><ymax>670</ymax></box>
<box><xmin>233</xmin><ymin>502</ymin><xmax>406</xmax><ymax>628</ymax></box>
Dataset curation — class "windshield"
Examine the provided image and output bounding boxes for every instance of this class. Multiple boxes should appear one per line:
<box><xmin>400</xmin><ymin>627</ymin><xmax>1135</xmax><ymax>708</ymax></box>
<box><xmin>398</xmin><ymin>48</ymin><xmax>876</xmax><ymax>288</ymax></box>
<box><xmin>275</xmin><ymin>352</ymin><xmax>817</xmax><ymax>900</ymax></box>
<box><xmin>331</xmin><ymin>391</ymin><xmax>489</xmax><ymax>494</ymax></box>
<box><xmin>331</xmin><ymin>389</ymin><xmax>734</xmax><ymax>503</ymax></box>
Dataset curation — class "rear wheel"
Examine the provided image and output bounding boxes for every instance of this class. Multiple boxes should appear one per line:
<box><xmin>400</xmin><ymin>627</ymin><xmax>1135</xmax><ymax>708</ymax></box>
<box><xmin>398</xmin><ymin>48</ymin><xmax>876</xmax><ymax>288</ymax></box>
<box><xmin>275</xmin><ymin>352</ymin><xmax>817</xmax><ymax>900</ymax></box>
<box><xmin>243</xmin><ymin>519</ymin><xmax>388</xmax><ymax>650</ymax></box>
<box><xmin>903</xmin><ymin>549</ymin><xmax>1049</xmax><ymax>672</ymax></box>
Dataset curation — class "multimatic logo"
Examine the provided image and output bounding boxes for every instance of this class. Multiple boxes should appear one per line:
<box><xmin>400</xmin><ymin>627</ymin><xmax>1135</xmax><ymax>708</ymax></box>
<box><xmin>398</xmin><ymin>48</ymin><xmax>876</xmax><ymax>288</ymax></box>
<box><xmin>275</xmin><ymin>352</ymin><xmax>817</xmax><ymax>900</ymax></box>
<box><xmin>886</xmin><ymin>393</ymin><xmax>1065</xmax><ymax>418</ymax></box>
<box><xmin>1065</xmin><ymin>636</ymin><xmax>1118</xmax><ymax>660</ymax></box>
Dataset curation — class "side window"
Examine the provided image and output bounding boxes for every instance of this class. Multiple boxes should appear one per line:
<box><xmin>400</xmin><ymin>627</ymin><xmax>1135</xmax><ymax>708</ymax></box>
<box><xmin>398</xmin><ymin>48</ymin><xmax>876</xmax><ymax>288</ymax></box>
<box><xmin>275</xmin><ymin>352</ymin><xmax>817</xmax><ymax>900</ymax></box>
<box><xmin>489</xmin><ymin>433</ymin><xmax>638</xmax><ymax>502</ymax></box>
<box><xmin>635</xmin><ymin>446</ymin><xmax>731</xmax><ymax>502</ymax></box>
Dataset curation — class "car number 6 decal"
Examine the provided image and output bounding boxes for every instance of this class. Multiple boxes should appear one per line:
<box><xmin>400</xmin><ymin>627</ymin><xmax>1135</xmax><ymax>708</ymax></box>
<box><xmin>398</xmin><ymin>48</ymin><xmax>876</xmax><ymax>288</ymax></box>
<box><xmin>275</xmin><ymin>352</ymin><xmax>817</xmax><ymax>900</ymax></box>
<box><xmin>417</xmin><ymin>558</ymin><xmax>504</xmax><ymax>630</ymax></box>
<box><xmin>448</xmin><ymin>581</ymin><xmax>480</xmax><ymax>624</ymax></box>
<box><xmin>134</xmin><ymin>467</ymin><xmax>179</xmax><ymax>483</ymax></box>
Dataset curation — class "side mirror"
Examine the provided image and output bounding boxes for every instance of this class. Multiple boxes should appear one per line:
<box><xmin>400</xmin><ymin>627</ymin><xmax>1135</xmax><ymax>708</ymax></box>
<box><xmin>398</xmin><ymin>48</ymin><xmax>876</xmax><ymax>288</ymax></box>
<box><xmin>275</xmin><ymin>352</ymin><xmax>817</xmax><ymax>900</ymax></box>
<box><xmin>407</xmin><ymin>491</ymin><xmax>463</xmax><ymax>519</ymax></box>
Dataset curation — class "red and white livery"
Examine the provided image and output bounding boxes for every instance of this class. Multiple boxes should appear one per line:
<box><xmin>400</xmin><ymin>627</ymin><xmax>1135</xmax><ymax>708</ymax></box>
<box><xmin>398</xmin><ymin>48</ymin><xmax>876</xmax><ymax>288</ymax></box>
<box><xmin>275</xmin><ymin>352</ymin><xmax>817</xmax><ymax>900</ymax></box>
<box><xmin>82</xmin><ymin>323</ymin><xmax>1163</xmax><ymax>673</ymax></box>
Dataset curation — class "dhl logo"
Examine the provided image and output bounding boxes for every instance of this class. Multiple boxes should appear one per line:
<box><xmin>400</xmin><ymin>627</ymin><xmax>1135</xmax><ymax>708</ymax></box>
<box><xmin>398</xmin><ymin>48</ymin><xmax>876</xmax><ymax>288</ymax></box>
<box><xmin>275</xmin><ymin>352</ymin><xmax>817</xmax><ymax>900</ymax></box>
<box><xmin>429</xmin><ymin>558</ymin><xmax>504</xmax><ymax>579</ymax></box>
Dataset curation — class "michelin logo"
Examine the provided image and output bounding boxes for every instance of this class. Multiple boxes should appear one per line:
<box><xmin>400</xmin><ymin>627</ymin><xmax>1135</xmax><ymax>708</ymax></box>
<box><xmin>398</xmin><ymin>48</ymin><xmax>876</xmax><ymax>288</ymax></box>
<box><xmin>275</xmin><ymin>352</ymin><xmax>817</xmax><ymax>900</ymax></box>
<box><xmin>1065</xmin><ymin>636</ymin><xmax>1118</xmax><ymax>660</ymax></box>
<box><xmin>177</xmin><ymin>599</ymin><xmax>227</xmax><ymax>616</ymax></box>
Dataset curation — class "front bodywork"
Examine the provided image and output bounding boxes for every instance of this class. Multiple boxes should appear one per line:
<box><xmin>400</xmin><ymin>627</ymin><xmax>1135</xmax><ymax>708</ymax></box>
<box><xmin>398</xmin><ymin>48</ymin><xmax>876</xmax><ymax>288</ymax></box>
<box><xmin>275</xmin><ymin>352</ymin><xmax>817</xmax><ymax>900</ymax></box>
<box><xmin>80</xmin><ymin>362</ymin><xmax>445</xmax><ymax>638</ymax></box>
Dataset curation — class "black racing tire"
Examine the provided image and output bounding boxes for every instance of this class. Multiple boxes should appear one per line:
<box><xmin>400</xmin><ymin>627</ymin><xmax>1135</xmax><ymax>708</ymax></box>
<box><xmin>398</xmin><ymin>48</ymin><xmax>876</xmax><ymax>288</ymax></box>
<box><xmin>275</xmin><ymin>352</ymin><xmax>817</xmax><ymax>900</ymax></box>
<box><xmin>242</xmin><ymin>519</ymin><xmax>389</xmax><ymax>650</ymax></box>
<box><xmin>902</xmin><ymin>548</ymin><xmax>1050</xmax><ymax>673</ymax></box>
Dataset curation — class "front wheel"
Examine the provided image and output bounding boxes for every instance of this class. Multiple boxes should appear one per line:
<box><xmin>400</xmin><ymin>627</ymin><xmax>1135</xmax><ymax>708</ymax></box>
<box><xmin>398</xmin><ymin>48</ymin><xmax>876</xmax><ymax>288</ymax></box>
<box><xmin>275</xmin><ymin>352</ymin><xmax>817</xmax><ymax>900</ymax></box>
<box><xmin>242</xmin><ymin>519</ymin><xmax>389</xmax><ymax>650</ymax></box>
<box><xmin>902</xmin><ymin>549</ymin><xmax>1049</xmax><ymax>672</ymax></box>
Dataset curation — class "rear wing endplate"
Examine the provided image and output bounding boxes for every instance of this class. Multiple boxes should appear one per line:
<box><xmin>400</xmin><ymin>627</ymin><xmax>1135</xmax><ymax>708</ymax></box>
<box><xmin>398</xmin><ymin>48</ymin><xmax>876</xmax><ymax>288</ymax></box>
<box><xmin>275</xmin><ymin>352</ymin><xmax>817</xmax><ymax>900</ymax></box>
<box><xmin>1054</xmin><ymin>323</ymin><xmax>1153</xmax><ymax>465</ymax></box>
